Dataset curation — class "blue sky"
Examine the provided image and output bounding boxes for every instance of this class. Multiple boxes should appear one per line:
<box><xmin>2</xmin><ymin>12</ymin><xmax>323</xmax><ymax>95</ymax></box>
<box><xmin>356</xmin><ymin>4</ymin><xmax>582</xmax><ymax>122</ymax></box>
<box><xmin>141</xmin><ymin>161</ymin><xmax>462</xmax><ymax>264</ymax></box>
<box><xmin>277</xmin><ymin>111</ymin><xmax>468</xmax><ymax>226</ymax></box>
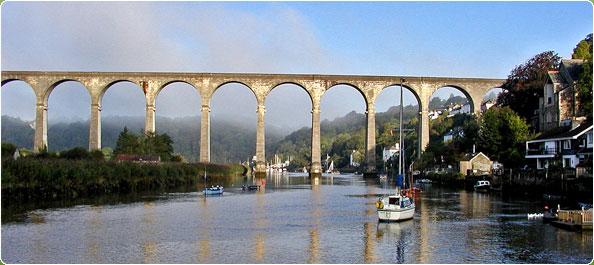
<box><xmin>1</xmin><ymin>1</ymin><xmax>592</xmax><ymax>130</ymax></box>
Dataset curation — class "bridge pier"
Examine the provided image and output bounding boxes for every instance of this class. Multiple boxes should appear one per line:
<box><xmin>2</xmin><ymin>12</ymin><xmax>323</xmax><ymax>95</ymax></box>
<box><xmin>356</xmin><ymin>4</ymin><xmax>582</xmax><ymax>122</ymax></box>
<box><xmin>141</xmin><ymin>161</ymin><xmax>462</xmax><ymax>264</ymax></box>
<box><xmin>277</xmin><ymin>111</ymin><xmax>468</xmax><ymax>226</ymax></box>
<box><xmin>254</xmin><ymin>104</ymin><xmax>267</xmax><ymax>176</ymax></box>
<box><xmin>145</xmin><ymin>103</ymin><xmax>156</xmax><ymax>134</ymax></box>
<box><xmin>199</xmin><ymin>104</ymin><xmax>211</xmax><ymax>163</ymax></box>
<box><xmin>365</xmin><ymin>103</ymin><xmax>376</xmax><ymax>175</ymax></box>
<box><xmin>310</xmin><ymin>103</ymin><xmax>322</xmax><ymax>177</ymax></box>
<box><xmin>419</xmin><ymin>107</ymin><xmax>430</xmax><ymax>156</ymax></box>
<box><xmin>89</xmin><ymin>102</ymin><xmax>101</xmax><ymax>150</ymax></box>
<box><xmin>34</xmin><ymin>101</ymin><xmax>48</xmax><ymax>152</ymax></box>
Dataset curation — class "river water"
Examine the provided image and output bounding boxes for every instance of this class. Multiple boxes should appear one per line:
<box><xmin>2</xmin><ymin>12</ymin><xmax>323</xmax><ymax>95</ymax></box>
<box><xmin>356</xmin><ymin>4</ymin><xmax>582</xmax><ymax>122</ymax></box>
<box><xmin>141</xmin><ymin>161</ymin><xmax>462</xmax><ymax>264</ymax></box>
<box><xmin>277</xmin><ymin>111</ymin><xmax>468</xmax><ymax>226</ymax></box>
<box><xmin>2</xmin><ymin>173</ymin><xmax>592</xmax><ymax>263</ymax></box>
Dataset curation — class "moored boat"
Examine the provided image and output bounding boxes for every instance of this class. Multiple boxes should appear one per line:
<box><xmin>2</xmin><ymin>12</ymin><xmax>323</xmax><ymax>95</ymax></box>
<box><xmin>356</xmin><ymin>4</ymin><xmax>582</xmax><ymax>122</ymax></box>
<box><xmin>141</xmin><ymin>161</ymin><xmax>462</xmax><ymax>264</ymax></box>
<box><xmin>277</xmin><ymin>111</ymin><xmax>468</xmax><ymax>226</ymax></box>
<box><xmin>204</xmin><ymin>186</ymin><xmax>224</xmax><ymax>195</ymax></box>
<box><xmin>376</xmin><ymin>191</ymin><xmax>415</xmax><ymax>222</ymax></box>
<box><xmin>473</xmin><ymin>180</ymin><xmax>491</xmax><ymax>192</ymax></box>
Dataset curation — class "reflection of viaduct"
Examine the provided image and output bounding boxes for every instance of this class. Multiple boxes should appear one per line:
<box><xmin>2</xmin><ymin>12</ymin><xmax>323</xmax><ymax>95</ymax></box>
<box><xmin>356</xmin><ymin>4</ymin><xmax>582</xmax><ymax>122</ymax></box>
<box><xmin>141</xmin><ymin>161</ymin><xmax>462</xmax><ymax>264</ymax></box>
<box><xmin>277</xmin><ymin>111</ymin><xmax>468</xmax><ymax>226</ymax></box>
<box><xmin>1</xmin><ymin>71</ymin><xmax>503</xmax><ymax>175</ymax></box>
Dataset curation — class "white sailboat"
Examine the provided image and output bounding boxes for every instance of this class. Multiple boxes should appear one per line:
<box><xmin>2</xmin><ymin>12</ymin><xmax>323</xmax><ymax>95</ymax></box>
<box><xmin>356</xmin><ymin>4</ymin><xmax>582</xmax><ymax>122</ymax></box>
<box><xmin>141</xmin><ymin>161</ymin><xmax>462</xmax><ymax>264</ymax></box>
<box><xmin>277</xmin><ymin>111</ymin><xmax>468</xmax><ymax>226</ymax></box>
<box><xmin>326</xmin><ymin>160</ymin><xmax>339</xmax><ymax>174</ymax></box>
<box><xmin>376</xmin><ymin>79</ymin><xmax>415</xmax><ymax>222</ymax></box>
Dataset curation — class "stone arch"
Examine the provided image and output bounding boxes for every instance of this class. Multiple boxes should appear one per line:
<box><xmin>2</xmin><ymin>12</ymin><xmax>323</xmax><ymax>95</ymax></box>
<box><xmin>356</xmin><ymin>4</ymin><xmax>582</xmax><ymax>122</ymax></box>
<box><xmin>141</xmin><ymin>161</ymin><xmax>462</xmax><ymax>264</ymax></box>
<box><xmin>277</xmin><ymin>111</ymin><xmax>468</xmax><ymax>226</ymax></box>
<box><xmin>156</xmin><ymin>80</ymin><xmax>201</xmax><ymax>99</ymax></box>
<box><xmin>430</xmin><ymin>85</ymin><xmax>475</xmax><ymax>113</ymax></box>
<box><xmin>268</xmin><ymin>81</ymin><xmax>313</xmax><ymax>107</ymax></box>
<box><xmin>46</xmin><ymin>79</ymin><xmax>91</xmax><ymax>151</ymax></box>
<box><xmin>43</xmin><ymin>78</ymin><xmax>91</xmax><ymax>105</ymax></box>
<box><xmin>325</xmin><ymin>83</ymin><xmax>369</xmax><ymax>106</ymax></box>
<box><xmin>209</xmin><ymin>81</ymin><xmax>258</xmax><ymax>105</ymax></box>
<box><xmin>98</xmin><ymin>80</ymin><xmax>143</xmax><ymax>105</ymax></box>
<box><xmin>376</xmin><ymin>83</ymin><xmax>423</xmax><ymax>111</ymax></box>
<box><xmin>481</xmin><ymin>87</ymin><xmax>505</xmax><ymax>104</ymax></box>
<box><xmin>1</xmin><ymin>78</ymin><xmax>35</xmax><ymax>90</ymax></box>
<box><xmin>264</xmin><ymin>82</ymin><xmax>313</xmax><ymax>163</ymax></box>
<box><xmin>1</xmin><ymin>79</ymin><xmax>37</xmax><ymax>149</ymax></box>
<box><xmin>209</xmin><ymin>81</ymin><xmax>259</xmax><ymax>164</ymax></box>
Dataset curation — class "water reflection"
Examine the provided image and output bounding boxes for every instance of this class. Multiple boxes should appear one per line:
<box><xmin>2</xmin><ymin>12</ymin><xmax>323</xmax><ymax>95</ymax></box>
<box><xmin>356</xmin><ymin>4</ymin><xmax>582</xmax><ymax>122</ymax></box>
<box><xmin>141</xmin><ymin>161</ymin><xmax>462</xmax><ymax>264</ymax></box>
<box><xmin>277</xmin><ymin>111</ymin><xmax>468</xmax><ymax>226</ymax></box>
<box><xmin>253</xmin><ymin>177</ymin><xmax>267</xmax><ymax>262</ymax></box>
<box><xmin>142</xmin><ymin>202</ymin><xmax>157</xmax><ymax>264</ymax></box>
<box><xmin>84</xmin><ymin>206</ymin><xmax>103</xmax><ymax>263</ymax></box>
<box><xmin>309</xmin><ymin>180</ymin><xmax>322</xmax><ymax>263</ymax></box>
<box><xmin>2</xmin><ymin>173</ymin><xmax>592</xmax><ymax>264</ymax></box>
<box><xmin>196</xmin><ymin>197</ymin><xmax>211</xmax><ymax>263</ymax></box>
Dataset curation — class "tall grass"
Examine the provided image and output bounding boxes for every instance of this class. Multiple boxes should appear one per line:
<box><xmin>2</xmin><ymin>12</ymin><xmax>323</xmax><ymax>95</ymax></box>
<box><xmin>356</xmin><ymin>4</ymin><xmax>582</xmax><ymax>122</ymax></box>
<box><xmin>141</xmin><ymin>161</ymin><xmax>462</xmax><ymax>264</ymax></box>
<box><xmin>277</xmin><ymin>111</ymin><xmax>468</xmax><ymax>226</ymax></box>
<box><xmin>2</xmin><ymin>158</ymin><xmax>245</xmax><ymax>201</ymax></box>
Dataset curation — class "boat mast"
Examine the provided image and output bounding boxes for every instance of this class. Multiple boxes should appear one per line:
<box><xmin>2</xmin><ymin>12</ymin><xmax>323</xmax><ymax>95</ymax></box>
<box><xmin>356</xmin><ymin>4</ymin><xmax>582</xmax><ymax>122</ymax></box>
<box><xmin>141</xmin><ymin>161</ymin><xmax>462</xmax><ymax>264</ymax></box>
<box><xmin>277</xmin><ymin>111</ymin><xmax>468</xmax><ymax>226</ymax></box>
<box><xmin>399</xmin><ymin>78</ymin><xmax>404</xmax><ymax>181</ymax></box>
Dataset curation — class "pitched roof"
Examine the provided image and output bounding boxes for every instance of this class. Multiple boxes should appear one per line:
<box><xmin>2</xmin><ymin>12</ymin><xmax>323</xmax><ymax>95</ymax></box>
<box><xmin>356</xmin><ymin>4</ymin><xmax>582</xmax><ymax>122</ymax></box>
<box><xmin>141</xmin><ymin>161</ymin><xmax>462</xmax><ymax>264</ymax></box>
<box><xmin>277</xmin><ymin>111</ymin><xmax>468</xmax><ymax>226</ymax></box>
<box><xmin>460</xmin><ymin>152</ymin><xmax>490</xmax><ymax>162</ymax></box>
<box><xmin>528</xmin><ymin>120</ymin><xmax>593</xmax><ymax>143</ymax></box>
<box><xmin>547</xmin><ymin>71</ymin><xmax>563</xmax><ymax>84</ymax></box>
<box><xmin>560</xmin><ymin>59</ymin><xmax>584</xmax><ymax>83</ymax></box>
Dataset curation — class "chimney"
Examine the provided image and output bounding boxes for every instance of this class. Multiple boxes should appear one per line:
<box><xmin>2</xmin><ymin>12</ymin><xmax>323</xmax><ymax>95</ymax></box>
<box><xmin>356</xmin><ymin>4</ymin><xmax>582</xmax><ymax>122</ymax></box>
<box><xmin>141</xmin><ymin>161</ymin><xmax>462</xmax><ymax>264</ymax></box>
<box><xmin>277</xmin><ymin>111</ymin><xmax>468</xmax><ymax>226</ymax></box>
<box><xmin>472</xmin><ymin>144</ymin><xmax>476</xmax><ymax>154</ymax></box>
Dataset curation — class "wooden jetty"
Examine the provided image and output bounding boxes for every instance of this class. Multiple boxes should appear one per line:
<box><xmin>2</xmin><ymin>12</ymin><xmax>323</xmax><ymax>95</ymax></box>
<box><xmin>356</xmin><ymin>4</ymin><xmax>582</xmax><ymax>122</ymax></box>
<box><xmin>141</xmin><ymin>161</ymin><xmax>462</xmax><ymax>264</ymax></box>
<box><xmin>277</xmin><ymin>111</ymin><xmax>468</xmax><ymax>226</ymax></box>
<box><xmin>551</xmin><ymin>209</ymin><xmax>593</xmax><ymax>231</ymax></box>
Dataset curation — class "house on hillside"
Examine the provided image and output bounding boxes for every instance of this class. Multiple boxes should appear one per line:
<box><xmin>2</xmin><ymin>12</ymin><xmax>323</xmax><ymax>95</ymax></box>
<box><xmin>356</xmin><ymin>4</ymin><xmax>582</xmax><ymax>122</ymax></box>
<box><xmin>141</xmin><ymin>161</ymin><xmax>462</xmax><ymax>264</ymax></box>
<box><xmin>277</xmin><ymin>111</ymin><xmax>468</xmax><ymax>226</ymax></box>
<box><xmin>447</xmin><ymin>103</ymin><xmax>471</xmax><ymax>117</ymax></box>
<box><xmin>382</xmin><ymin>143</ymin><xmax>400</xmax><ymax>162</ymax></box>
<box><xmin>481</xmin><ymin>99</ymin><xmax>496</xmax><ymax>113</ymax></box>
<box><xmin>443</xmin><ymin>127</ymin><xmax>464</xmax><ymax>143</ymax></box>
<box><xmin>459</xmin><ymin>152</ymin><xmax>493</xmax><ymax>176</ymax></box>
<box><xmin>539</xmin><ymin>59</ymin><xmax>586</xmax><ymax>132</ymax></box>
<box><xmin>526</xmin><ymin>58</ymin><xmax>592</xmax><ymax>172</ymax></box>
<box><xmin>525</xmin><ymin>121</ymin><xmax>593</xmax><ymax>169</ymax></box>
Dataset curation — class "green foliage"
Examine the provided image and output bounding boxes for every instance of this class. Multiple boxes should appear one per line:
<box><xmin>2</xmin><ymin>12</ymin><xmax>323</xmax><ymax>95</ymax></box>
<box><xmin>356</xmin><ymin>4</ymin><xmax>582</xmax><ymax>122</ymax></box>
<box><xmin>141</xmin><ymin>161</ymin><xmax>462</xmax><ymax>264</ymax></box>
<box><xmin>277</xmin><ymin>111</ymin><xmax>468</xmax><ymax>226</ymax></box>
<box><xmin>1</xmin><ymin>158</ymin><xmax>245</xmax><ymax>201</ymax></box>
<box><xmin>572</xmin><ymin>34</ymin><xmax>592</xmax><ymax>60</ymax></box>
<box><xmin>114</xmin><ymin>127</ymin><xmax>175</xmax><ymax>161</ymax></box>
<box><xmin>478</xmin><ymin>107</ymin><xmax>530</xmax><ymax>167</ymax></box>
<box><xmin>572</xmin><ymin>34</ymin><xmax>593</xmax><ymax>118</ymax></box>
<box><xmin>498</xmin><ymin>51</ymin><xmax>561</xmax><ymax>125</ymax></box>
<box><xmin>59</xmin><ymin>147</ymin><xmax>91</xmax><ymax>160</ymax></box>
<box><xmin>1</xmin><ymin>142</ymin><xmax>17</xmax><ymax>159</ymax></box>
<box><xmin>90</xmin><ymin>150</ymin><xmax>105</xmax><ymax>161</ymax></box>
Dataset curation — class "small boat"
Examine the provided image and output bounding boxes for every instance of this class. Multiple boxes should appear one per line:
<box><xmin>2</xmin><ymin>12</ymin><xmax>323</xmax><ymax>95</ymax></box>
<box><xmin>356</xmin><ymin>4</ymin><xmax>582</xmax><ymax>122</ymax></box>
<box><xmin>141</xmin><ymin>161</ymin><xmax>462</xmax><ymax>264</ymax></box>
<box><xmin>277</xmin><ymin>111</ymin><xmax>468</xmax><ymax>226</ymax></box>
<box><xmin>376</xmin><ymin>191</ymin><xmax>415</xmax><ymax>222</ymax></box>
<box><xmin>204</xmin><ymin>186</ymin><xmax>224</xmax><ymax>195</ymax></box>
<box><xmin>326</xmin><ymin>161</ymin><xmax>340</xmax><ymax>174</ymax></box>
<box><xmin>242</xmin><ymin>185</ymin><xmax>260</xmax><ymax>191</ymax></box>
<box><xmin>473</xmin><ymin>180</ymin><xmax>491</xmax><ymax>192</ymax></box>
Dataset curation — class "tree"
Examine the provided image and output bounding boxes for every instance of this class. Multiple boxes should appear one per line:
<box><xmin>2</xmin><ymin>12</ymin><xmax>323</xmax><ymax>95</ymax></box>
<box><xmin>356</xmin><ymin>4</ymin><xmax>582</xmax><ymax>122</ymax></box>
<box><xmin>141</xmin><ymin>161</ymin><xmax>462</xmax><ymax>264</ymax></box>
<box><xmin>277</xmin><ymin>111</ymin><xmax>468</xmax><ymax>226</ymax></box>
<box><xmin>573</xmin><ymin>34</ymin><xmax>593</xmax><ymax>118</ymax></box>
<box><xmin>114</xmin><ymin>127</ymin><xmax>140</xmax><ymax>155</ymax></box>
<box><xmin>114</xmin><ymin>127</ymin><xmax>175</xmax><ymax>161</ymax></box>
<box><xmin>478</xmin><ymin>107</ymin><xmax>530</xmax><ymax>168</ymax></box>
<box><xmin>497</xmin><ymin>51</ymin><xmax>561</xmax><ymax>125</ymax></box>
<box><xmin>572</xmin><ymin>34</ymin><xmax>592</xmax><ymax>60</ymax></box>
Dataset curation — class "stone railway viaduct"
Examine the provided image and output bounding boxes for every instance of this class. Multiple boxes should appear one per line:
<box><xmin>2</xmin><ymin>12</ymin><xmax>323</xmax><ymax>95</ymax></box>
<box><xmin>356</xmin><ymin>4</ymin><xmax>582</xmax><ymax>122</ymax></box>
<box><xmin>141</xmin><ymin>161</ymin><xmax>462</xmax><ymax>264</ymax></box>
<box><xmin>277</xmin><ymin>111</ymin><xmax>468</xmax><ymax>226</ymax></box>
<box><xmin>1</xmin><ymin>71</ymin><xmax>504</xmax><ymax>176</ymax></box>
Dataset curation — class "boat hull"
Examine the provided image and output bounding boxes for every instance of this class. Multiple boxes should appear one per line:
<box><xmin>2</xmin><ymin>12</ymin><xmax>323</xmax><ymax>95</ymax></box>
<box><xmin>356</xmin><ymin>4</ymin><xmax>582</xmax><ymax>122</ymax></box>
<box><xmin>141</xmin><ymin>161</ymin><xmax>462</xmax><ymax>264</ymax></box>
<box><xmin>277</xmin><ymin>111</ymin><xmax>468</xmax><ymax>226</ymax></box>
<box><xmin>378</xmin><ymin>207</ymin><xmax>415</xmax><ymax>222</ymax></box>
<box><xmin>473</xmin><ymin>185</ymin><xmax>490</xmax><ymax>192</ymax></box>
<box><xmin>203</xmin><ymin>188</ymin><xmax>224</xmax><ymax>195</ymax></box>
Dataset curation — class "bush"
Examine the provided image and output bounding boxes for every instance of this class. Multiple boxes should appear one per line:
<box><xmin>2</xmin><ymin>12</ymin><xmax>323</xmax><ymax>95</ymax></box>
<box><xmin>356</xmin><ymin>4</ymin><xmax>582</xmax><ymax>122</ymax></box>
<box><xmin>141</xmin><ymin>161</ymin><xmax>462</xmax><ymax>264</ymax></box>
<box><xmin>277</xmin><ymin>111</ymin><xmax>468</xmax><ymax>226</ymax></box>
<box><xmin>2</xmin><ymin>143</ymin><xmax>17</xmax><ymax>159</ymax></box>
<box><xmin>59</xmin><ymin>147</ymin><xmax>90</xmax><ymax>160</ymax></box>
<box><xmin>90</xmin><ymin>150</ymin><xmax>105</xmax><ymax>161</ymax></box>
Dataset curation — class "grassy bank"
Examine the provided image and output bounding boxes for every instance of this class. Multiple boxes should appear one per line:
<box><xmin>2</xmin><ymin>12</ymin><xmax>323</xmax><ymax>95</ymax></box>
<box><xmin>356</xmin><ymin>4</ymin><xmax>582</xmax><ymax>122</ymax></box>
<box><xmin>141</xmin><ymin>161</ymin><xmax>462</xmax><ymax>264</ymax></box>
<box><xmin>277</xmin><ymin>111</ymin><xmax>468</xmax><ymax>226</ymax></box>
<box><xmin>1</xmin><ymin>158</ymin><xmax>246</xmax><ymax>201</ymax></box>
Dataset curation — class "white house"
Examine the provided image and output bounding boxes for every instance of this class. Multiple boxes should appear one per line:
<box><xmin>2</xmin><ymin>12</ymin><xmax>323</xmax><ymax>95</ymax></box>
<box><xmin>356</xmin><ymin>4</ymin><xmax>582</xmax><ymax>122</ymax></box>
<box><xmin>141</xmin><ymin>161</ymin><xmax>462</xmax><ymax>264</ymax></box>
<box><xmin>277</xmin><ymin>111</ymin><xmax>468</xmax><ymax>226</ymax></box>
<box><xmin>382</xmin><ymin>143</ymin><xmax>400</xmax><ymax>162</ymax></box>
<box><xmin>525</xmin><ymin>121</ymin><xmax>593</xmax><ymax>169</ymax></box>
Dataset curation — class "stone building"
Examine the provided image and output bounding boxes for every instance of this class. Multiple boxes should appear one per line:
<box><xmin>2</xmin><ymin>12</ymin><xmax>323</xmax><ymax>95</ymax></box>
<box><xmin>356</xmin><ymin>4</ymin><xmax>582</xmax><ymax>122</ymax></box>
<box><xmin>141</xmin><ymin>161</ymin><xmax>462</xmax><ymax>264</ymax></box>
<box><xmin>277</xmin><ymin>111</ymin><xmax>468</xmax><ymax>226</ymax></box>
<box><xmin>540</xmin><ymin>59</ymin><xmax>586</xmax><ymax>132</ymax></box>
<box><xmin>459</xmin><ymin>152</ymin><xmax>493</xmax><ymax>176</ymax></box>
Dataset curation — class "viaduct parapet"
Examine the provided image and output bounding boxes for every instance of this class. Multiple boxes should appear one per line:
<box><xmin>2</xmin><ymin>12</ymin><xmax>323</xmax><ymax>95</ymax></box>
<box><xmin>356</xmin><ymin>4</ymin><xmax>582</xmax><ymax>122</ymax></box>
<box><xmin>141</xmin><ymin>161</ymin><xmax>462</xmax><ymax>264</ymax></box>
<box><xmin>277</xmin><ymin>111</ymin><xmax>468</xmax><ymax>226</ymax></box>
<box><xmin>1</xmin><ymin>71</ymin><xmax>504</xmax><ymax>176</ymax></box>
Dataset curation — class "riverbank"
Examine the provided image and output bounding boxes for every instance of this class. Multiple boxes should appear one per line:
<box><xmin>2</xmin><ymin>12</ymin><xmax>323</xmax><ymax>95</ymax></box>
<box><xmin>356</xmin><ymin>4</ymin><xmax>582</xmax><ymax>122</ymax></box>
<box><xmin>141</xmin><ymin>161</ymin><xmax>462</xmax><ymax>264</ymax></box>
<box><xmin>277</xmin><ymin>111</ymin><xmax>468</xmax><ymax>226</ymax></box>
<box><xmin>1</xmin><ymin>158</ymin><xmax>246</xmax><ymax>202</ymax></box>
<box><xmin>422</xmin><ymin>172</ymin><xmax>593</xmax><ymax>206</ymax></box>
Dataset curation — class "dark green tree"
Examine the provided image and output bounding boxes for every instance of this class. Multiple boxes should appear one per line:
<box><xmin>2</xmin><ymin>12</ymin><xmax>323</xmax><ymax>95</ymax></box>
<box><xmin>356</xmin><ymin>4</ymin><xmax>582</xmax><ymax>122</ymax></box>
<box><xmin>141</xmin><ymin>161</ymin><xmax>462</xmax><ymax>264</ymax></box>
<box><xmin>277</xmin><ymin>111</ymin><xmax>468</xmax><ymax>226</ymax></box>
<box><xmin>497</xmin><ymin>51</ymin><xmax>561</xmax><ymax>125</ymax></box>
<box><xmin>478</xmin><ymin>107</ymin><xmax>530</xmax><ymax>167</ymax></box>
<box><xmin>572</xmin><ymin>34</ymin><xmax>592</xmax><ymax>60</ymax></box>
<box><xmin>573</xmin><ymin>34</ymin><xmax>593</xmax><ymax>118</ymax></box>
<box><xmin>114</xmin><ymin>127</ymin><xmax>140</xmax><ymax>155</ymax></box>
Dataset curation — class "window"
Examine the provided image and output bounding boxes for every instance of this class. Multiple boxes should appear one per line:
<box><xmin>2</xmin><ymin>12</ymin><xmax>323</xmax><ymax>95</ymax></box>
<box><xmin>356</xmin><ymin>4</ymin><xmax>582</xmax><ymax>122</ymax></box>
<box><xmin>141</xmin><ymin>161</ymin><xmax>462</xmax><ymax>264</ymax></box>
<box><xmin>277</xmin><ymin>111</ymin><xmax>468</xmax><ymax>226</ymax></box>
<box><xmin>564</xmin><ymin>158</ymin><xmax>571</xmax><ymax>168</ymax></box>
<box><xmin>548</xmin><ymin>97</ymin><xmax>552</xmax><ymax>104</ymax></box>
<box><xmin>563</xmin><ymin>140</ymin><xmax>571</xmax><ymax>149</ymax></box>
<box><xmin>389</xmin><ymin>197</ymin><xmax>399</xmax><ymax>205</ymax></box>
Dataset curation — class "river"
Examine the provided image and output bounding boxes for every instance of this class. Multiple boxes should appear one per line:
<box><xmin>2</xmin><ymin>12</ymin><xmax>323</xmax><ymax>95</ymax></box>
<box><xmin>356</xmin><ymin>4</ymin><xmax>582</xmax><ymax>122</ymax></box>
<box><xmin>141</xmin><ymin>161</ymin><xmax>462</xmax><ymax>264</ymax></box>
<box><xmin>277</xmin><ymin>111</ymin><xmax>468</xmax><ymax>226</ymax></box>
<box><xmin>2</xmin><ymin>173</ymin><xmax>592</xmax><ymax>263</ymax></box>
